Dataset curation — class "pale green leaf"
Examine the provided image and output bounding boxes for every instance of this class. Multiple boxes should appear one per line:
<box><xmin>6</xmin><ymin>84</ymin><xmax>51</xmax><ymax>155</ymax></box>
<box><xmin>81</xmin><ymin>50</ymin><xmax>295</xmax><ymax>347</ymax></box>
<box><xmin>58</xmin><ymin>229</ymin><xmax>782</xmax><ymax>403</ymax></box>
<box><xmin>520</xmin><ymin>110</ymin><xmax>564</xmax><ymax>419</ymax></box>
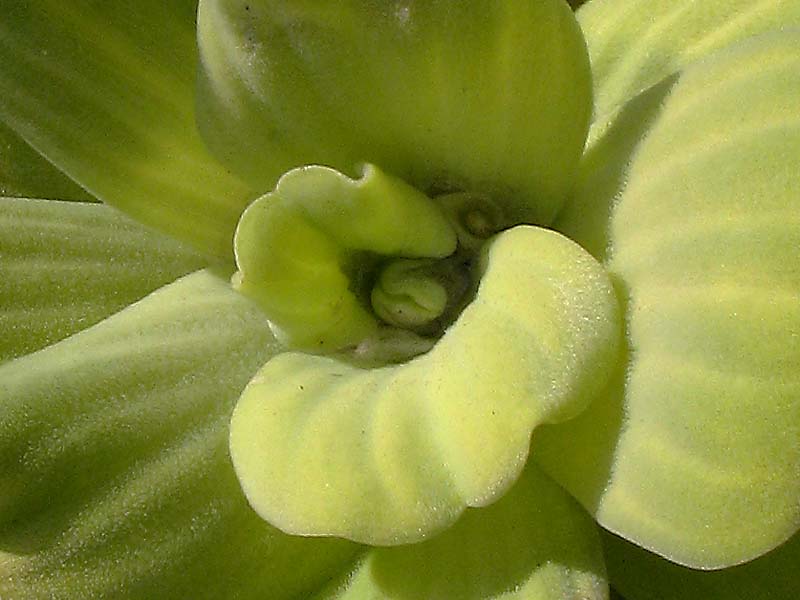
<box><xmin>0</xmin><ymin>270</ymin><xmax>359</xmax><ymax>599</ymax></box>
<box><xmin>230</xmin><ymin>226</ymin><xmax>621</xmax><ymax>545</ymax></box>
<box><xmin>0</xmin><ymin>122</ymin><xmax>94</xmax><ymax>202</ymax></box>
<box><xmin>233</xmin><ymin>164</ymin><xmax>456</xmax><ymax>350</ymax></box>
<box><xmin>0</xmin><ymin>197</ymin><xmax>206</xmax><ymax>362</ymax></box>
<box><xmin>197</xmin><ymin>0</ymin><xmax>591</xmax><ymax>224</ymax></box>
<box><xmin>538</xmin><ymin>33</ymin><xmax>800</xmax><ymax>568</ymax></box>
<box><xmin>577</xmin><ymin>0</ymin><xmax>800</xmax><ymax>125</ymax></box>
<box><xmin>559</xmin><ymin>0</ymin><xmax>800</xmax><ymax>254</ymax></box>
<box><xmin>554</xmin><ymin>74</ymin><xmax>679</xmax><ymax>259</ymax></box>
<box><xmin>313</xmin><ymin>466</ymin><xmax>608</xmax><ymax>600</ymax></box>
<box><xmin>0</xmin><ymin>0</ymin><xmax>256</xmax><ymax>259</ymax></box>
<box><xmin>603</xmin><ymin>529</ymin><xmax>800</xmax><ymax>600</ymax></box>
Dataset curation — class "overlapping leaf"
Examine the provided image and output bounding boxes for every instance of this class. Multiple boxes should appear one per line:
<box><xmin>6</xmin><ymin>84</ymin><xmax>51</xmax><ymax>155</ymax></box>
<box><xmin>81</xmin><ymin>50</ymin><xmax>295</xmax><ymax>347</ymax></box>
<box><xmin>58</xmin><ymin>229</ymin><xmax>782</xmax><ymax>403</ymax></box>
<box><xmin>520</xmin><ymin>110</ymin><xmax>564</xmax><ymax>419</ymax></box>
<box><xmin>0</xmin><ymin>0</ymin><xmax>256</xmax><ymax>258</ymax></box>
<box><xmin>558</xmin><ymin>0</ymin><xmax>800</xmax><ymax>254</ymax></box>
<box><xmin>313</xmin><ymin>466</ymin><xmax>608</xmax><ymax>600</ymax></box>
<box><xmin>197</xmin><ymin>0</ymin><xmax>591</xmax><ymax>224</ymax></box>
<box><xmin>0</xmin><ymin>123</ymin><xmax>94</xmax><ymax>201</ymax></box>
<box><xmin>230</xmin><ymin>226</ymin><xmax>620</xmax><ymax>545</ymax></box>
<box><xmin>603</xmin><ymin>529</ymin><xmax>800</xmax><ymax>599</ymax></box>
<box><xmin>0</xmin><ymin>198</ymin><xmax>205</xmax><ymax>362</ymax></box>
<box><xmin>578</xmin><ymin>0</ymin><xmax>800</xmax><ymax>128</ymax></box>
<box><xmin>0</xmin><ymin>270</ymin><xmax>359</xmax><ymax>599</ymax></box>
<box><xmin>537</xmin><ymin>32</ymin><xmax>800</xmax><ymax>568</ymax></box>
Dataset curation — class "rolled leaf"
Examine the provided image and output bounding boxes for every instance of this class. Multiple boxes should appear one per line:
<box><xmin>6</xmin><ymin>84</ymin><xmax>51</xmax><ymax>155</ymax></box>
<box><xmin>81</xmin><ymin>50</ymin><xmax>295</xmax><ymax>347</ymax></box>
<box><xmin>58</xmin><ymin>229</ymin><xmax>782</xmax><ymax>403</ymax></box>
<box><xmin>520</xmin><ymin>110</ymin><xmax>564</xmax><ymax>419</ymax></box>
<box><xmin>230</xmin><ymin>226</ymin><xmax>621</xmax><ymax>545</ymax></box>
<box><xmin>233</xmin><ymin>164</ymin><xmax>456</xmax><ymax>349</ymax></box>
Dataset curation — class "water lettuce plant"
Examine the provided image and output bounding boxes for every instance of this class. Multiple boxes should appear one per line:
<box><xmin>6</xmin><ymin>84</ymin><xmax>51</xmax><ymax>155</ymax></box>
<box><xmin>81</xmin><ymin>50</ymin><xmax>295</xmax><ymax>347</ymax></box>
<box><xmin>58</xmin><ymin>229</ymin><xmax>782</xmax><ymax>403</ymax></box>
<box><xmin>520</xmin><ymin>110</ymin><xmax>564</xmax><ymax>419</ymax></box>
<box><xmin>1</xmin><ymin>0</ymin><xmax>799</xmax><ymax>598</ymax></box>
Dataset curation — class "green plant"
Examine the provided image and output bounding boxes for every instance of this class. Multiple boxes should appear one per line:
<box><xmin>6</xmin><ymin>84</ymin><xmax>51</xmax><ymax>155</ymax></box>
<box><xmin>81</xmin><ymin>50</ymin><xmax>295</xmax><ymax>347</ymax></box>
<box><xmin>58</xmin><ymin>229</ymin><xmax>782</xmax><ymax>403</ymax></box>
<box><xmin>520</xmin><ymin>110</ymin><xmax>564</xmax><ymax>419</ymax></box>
<box><xmin>1</xmin><ymin>1</ymin><xmax>798</xmax><ymax>598</ymax></box>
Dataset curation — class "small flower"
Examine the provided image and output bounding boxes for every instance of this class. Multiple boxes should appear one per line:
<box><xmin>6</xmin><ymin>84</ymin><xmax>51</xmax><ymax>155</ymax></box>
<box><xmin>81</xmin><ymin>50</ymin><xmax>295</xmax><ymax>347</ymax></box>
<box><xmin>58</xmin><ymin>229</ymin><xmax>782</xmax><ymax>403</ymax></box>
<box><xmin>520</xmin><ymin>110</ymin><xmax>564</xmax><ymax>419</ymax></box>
<box><xmin>1</xmin><ymin>1</ymin><xmax>799</xmax><ymax>599</ymax></box>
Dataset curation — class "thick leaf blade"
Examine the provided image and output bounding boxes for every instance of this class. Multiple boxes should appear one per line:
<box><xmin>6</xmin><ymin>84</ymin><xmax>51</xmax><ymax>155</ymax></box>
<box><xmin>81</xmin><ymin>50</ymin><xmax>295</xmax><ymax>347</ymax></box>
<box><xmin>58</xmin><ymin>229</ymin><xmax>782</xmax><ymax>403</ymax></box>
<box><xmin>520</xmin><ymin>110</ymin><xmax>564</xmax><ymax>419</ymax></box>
<box><xmin>0</xmin><ymin>197</ymin><xmax>206</xmax><ymax>362</ymax></box>
<box><xmin>313</xmin><ymin>466</ymin><xmax>608</xmax><ymax>600</ymax></box>
<box><xmin>230</xmin><ymin>226</ymin><xmax>620</xmax><ymax>545</ymax></box>
<box><xmin>0</xmin><ymin>270</ymin><xmax>359</xmax><ymax>599</ymax></box>
<box><xmin>577</xmin><ymin>0</ymin><xmax>800</xmax><ymax>123</ymax></box>
<box><xmin>197</xmin><ymin>0</ymin><xmax>591</xmax><ymax>224</ymax></box>
<box><xmin>0</xmin><ymin>0</ymin><xmax>256</xmax><ymax>258</ymax></box>
<box><xmin>538</xmin><ymin>33</ymin><xmax>800</xmax><ymax>568</ymax></box>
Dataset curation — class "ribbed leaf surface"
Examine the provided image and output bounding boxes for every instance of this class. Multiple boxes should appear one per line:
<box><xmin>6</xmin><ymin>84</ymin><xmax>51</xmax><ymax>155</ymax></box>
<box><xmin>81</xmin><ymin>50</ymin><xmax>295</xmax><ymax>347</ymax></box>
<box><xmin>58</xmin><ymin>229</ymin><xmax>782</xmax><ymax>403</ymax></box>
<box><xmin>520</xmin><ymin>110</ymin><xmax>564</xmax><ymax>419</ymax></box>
<box><xmin>0</xmin><ymin>198</ymin><xmax>205</xmax><ymax>362</ymax></box>
<box><xmin>0</xmin><ymin>0</ymin><xmax>256</xmax><ymax>258</ymax></box>
<box><xmin>0</xmin><ymin>270</ymin><xmax>359</xmax><ymax>599</ymax></box>
<box><xmin>538</xmin><ymin>33</ymin><xmax>800</xmax><ymax>568</ymax></box>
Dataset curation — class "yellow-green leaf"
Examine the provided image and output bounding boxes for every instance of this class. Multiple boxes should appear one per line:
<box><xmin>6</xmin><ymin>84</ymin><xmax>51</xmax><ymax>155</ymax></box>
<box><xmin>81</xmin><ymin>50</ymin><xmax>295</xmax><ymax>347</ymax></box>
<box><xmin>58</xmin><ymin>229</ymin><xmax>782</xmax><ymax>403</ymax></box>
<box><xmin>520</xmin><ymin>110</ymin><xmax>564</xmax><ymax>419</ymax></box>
<box><xmin>314</xmin><ymin>466</ymin><xmax>608</xmax><ymax>600</ymax></box>
<box><xmin>197</xmin><ymin>0</ymin><xmax>591</xmax><ymax>224</ymax></box>
<box><xmin>230</xmin><ymin>226</ymin><xmax>620</xmax><ymax>545</ymax></box>
<box><xmin>579</xmin><ymin>0</ymin><xmax>800</xmax><ymax>125</ymax></box>
<box><xmin>537</xmin><ymin>32</ymin><xmax>800</xmax><ymax>568</ymax></box>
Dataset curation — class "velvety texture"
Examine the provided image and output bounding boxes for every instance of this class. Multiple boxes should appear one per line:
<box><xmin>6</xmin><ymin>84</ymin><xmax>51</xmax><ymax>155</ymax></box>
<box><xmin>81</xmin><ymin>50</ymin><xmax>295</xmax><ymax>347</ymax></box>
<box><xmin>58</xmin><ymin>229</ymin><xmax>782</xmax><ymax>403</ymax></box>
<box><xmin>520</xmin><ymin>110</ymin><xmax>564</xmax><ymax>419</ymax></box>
<box><xmin>1</xmin><ymin>0</ymin><xmax>799</xmax><ymax>598</ymax></box>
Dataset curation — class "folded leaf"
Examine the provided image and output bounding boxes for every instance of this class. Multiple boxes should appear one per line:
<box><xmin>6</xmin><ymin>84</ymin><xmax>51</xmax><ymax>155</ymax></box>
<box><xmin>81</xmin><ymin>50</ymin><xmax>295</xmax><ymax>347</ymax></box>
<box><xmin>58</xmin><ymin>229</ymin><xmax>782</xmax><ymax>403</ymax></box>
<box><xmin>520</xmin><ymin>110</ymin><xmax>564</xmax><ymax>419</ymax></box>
<box><xmin>0</xmin><ymin>0</ymin><xmax>256</xmax><ymax>259</ymax></box>
<box><xmin>233</xmin><ymin>164</ymin><xmax>456</xmax><ymax>349</ymax></box>
<box><xmin>0</xmin><ymin>197</ymin><xmax>205</xmax><ymax>362</ymax></box>
<box><xmin>313</xmin><ymin>466</ymin><xmax>608</xmax><ymax>600</ymax></box>
<box><xmin>197</xmin><ymin>0</ymin><xmax>592</xmax><ymax>224</ymax></box>
<box><xmin>0</xmin><ymin>270</ymin><xmax>359</xmax><ymax>599</ymax></box>
<box><xmin>537</xmin><ymin>32</ymin><xmax>800</xmax><ymax>568</ymax></box>
<box><xmin>230</xmin><ymin>226</ymin><xmax>621</xmax><ymax>545</ymax></box>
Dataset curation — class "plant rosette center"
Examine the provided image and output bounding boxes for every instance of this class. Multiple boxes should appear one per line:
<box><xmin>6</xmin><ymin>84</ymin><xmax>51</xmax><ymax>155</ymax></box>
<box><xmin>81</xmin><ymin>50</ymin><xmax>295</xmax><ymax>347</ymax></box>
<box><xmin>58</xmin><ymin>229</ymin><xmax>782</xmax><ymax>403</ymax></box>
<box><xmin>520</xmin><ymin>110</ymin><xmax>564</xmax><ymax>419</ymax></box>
<box><xmin>233</xmin><ymin>163</ymin><xmax>513</xmax><ymax>363</ymax></box>
<box><xmin>228</xmin><ymin>162</ymin><xmax>622</xmax><ymax>545</ymax></box>
<box><xmin>207</xmin><ymin>0</ymin><xmax>627</xmax><ymax>550</ymax></box>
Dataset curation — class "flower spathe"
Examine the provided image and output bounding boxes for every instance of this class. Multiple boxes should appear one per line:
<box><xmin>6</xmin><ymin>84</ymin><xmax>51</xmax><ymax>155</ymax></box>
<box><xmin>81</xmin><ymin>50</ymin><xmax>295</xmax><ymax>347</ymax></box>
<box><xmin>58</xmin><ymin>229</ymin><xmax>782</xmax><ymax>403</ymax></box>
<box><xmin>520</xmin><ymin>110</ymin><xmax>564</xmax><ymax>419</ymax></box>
<box><xmin>1</xmin><ymin>1</ymin><xmax>799</xmax><ymax>599</ymax></box>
